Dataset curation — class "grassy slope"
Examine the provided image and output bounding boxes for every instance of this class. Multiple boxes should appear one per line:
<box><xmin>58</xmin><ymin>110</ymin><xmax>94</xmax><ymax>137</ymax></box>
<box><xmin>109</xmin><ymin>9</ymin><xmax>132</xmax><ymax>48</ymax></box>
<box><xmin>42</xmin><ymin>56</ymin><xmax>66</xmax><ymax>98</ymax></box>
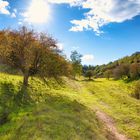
<box><xmin>0</xmin><ymin>73</ymin><xmax>140</xmax><ymax>140</ymax></box>
<box><xmin>82</xmin><ymin>79</ymin><xmax>140</xmax><ymax>140</ymax></box>
<box><xmin>0</xmin><ymin>73</ymin><xmax>106</xmax><ymax>140</ymax></box>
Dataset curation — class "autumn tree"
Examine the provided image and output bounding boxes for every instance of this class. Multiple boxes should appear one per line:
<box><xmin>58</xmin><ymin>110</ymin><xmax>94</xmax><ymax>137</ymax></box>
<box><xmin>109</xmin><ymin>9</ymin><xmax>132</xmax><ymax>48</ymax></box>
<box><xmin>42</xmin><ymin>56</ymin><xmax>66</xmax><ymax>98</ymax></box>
<box><xmin>113</xmin><ymin>64</ymin><xmax>130</xmax><ymax>79</ymax></box>
<box><xmin>0</xmin><ymin>27</ymin><xmax>71</xmax><ymax>86</ymax></box>
<box><xmin>129</xmin><ymin>63</ymin><xmax>140</xmax><ymax>80</ymax></box>
<box><xmin>70</xmin><ymin>51</ymin><xmax>82</xmax><ymax>79</ymax></box>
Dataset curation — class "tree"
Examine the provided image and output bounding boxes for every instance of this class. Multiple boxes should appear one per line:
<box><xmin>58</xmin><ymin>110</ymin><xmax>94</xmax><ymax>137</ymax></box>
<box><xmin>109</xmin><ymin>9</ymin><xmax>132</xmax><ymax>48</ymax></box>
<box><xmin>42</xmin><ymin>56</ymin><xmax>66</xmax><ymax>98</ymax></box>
<box><xmin>85</xmin><ymin>70</ymin><xmax>93</xmax><ymax>80</ymax></box>
<box><xmin>129</xmin><ymin>63</ymin><xmax>140</xmax><ymax>80</ymax></box>
<box><xmin>0</xmin><ymin>27</ymin><xmax>71</xmax><ymax>86</ymax></box>
<box><xmin>70</xmin><ymin>51</ymin><xmax>82</xmax><ymax>79</ymax></box>
<box><xmin>104</xmin><ymin>70</ymin><xmax>112</xmax><ymax>80</ymax></box>
<box><xmin>82</xmin><ymin>65</ymin><xmax>89</xmax><ymax>75</ymax></box>
<box><xmin>113</xmin><ymin>64</ymin><xmax>130</xmax><ymax>79</ymax></box>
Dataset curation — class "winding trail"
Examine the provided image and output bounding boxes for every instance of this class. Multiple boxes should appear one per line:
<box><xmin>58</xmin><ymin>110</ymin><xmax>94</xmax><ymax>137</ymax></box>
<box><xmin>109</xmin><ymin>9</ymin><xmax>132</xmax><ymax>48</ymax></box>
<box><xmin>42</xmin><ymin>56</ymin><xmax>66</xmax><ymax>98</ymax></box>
<box><xmin>95</xmin><ymin>110</ymin><xmax>131</xmax><ymax>140</ymax></box>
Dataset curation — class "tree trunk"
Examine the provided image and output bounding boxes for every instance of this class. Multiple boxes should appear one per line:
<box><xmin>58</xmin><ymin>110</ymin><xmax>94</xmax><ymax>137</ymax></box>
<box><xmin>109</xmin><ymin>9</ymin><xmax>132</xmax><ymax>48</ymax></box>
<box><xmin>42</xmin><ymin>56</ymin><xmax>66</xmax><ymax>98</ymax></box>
<box><xmin>23</xmin><ymin>73</ymin><xmax>29</xmax><ymax>86</ymax></box>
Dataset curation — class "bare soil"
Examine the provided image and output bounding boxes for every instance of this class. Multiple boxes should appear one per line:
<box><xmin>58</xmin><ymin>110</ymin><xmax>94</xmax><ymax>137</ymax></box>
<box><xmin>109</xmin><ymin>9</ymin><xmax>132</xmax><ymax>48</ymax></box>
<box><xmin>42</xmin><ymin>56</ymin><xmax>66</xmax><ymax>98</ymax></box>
<box><xmin>95</xmin><ymin>110</ymin><xmax>132</xmax><ymax>140</ymax></box>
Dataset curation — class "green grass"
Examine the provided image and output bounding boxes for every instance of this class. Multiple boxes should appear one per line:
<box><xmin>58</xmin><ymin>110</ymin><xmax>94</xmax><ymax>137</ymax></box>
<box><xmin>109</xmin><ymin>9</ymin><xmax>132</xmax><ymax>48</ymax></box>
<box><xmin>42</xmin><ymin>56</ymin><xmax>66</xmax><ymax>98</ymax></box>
<box><xmin>0</xmin><ymin>73</ymin><xmax>140</xmax><ymax>140</ymax></box>
<box><xmin>60</xmin><ymin>78</ymin><xmax>140</xmax><ymax>140</ymax></box>
<box><xmin>82</xmin><ymin>79</ymin><xmax>140</xmax><ymax>140</ymax></box>
<box><xmin>0</xmin><ymin>73</ymin><xmax>106</xmax><ymax>140</ymax></box>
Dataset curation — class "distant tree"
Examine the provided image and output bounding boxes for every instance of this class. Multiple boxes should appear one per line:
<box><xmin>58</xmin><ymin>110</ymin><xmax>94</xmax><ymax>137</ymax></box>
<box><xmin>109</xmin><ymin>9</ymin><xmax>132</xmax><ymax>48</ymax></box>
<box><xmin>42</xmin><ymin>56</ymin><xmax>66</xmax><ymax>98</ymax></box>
<box><xmin>129</xmin><ymin>63</ymin><xmax>140</xmax><ymax>80</ymax></box>
<box><xmin>104</xmin><ymin>70</ymin><xmax>112</xmax><ymax>80</ymax></box>
<box><xmin>0</xmin><ymin>27</ymin><xmax>71</xmax><ymax>86</ymax></box>
<box><xmin>70</xmin><ymin>51</ymin><xmax>82</xmax><ymax>79</ymax></box>
<box><xmin>113</xmin><ymin>64</ymin><xmax>130</xmax><ymax>80</ymax></box>
<box><xmin>85</xmin><ymin>70</ymin><xmax>93</xmax><ymax>80</ymax></box>
<box><xmin>82</xmin><ymin>65</ymin><xmax>89</xmax><ymax>75</ymax></box>
<box><xmin>92</xmin><ymin>52</ymin><xmax>140</xmax><ymax>78</ymax></box>
<box><xmin>82</xmin><ymin>65</ymin><xmax>95</xmax><ymax>76</ymax></box>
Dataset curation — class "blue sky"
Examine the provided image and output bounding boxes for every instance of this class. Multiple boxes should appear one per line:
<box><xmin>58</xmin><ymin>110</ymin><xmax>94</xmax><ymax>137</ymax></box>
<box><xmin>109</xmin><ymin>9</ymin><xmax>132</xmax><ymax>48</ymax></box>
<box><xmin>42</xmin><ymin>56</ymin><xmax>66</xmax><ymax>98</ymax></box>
<box><xmin>0</xmin><ymin>0</ymin><xmax>140</xmax><ymax>65</ymax></box>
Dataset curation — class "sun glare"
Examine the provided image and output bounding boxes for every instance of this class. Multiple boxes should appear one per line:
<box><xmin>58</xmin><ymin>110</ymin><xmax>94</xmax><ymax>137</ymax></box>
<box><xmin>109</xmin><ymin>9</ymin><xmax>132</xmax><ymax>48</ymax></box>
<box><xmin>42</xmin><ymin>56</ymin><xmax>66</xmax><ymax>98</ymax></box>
<box><xmin>25</xmin><ymin>0</ymin><xmax>51</xmax><ymax>24</ymax></box>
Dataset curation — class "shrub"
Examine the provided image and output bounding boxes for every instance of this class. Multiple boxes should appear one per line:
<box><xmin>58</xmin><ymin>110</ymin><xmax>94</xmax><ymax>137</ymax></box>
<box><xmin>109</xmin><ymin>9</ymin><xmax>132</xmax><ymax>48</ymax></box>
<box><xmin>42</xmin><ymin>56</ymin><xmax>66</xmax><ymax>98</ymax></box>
<box><xmin>132</xmin><ymin>81</ymin><xmax>140</xmax><ymax>99</ymax></box>
<box><xmin>129</xmin><ymin>63</ymin><xmax>140</xmax><ymax>80</ymax></box>
<box><xmin>113</xmin><ymin>64</ymin><xmax>130</xmax><ymax>80</ymax></box>
<box><xmin>104</xmin><ymin>70</ymin><xmax>112</xmax><ymax>80</ymax></box>
<box><xmin>85</xmin><ymin>70</ymin><xmax>93</xmax><ymax>80</ymax></box>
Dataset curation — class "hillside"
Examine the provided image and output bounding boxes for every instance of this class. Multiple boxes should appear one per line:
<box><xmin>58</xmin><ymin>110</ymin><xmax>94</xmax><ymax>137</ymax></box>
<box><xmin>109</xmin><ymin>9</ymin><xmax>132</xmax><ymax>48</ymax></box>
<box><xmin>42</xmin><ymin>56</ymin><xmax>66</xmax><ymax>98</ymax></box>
<box><xmin>0</xmin><ymin>73</ymin><xmax>140</xmax><ymax>140</ymax></box>
<box><xmin>93</xmin><ymin>52</ymin><xmax>140</xmax><ymax>78</ymax></box>
<box><xmin>1</xmin><ymin>1</ymin><xmax>140</xmax><ymax>140</ymax></box>
<box><xmin>0</xmin><ymin>73</ymin><xmax>106</xmax><ymax>140</ymax></box>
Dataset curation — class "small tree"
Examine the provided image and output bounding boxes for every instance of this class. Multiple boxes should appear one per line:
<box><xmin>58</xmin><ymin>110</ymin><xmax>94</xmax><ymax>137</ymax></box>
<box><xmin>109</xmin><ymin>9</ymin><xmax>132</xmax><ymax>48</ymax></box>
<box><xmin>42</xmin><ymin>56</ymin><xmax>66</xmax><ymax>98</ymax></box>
<box><xmin>85</xmin><ymin>70</ymin><xmax>93</xmax><ymax>80</ymax></box>
<box><xmin>104</xmin><ymin>70</ymin><xmax>112</xmax><ymax>80</ymax></box>
<box><xmin>0</xmin><ymin>27</ymin><xmax>71</xmax><ymax>86</ymax></box>
<box><xmin>129</xmin><ymin>63</ymin><xmax>140</xmax><ymax>80</ymax></box>
<box><xmin>113</xmin><ymin>64</ymin><xmax>130</xmax><ymax>80</ymax></box>
<box><xmin>70</xmin><ymin>51</ymin><xmax>82</xmax><ymax>79</ymax></box>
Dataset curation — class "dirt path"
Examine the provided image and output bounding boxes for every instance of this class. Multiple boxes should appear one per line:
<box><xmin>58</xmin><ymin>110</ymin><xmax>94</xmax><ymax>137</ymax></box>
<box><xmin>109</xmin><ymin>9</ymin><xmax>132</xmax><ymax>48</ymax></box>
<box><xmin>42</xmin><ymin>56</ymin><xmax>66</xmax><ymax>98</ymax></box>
<box><xmin>95</xmin><ymin>110</ymin><xmax>131</xmax><ymax>140</ymax></box>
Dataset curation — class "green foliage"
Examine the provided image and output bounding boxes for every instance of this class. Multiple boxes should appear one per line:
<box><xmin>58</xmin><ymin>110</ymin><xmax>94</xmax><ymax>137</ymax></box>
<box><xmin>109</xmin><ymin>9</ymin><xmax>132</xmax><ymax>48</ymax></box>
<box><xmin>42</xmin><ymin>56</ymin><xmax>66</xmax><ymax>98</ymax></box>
<box><xmin>70</xmin><ymin>51</ymin><xmax>82</xmax><ymax>79</ymax></box>
<box><xmin>0</xmin><ymin>64</ymin><xmax>21</xmax><ymax>75</ymax></box>
<box><xmin>93</xmin><ymin>52</ymin><xmax>140</xmax><ymax>80</ymax></box>
<box><xmin>70</xmin><ymin>50</ymin><xmax>82</xmax><ymax>63</ymax></box>
<box><xmin>85</xmin><ymin>70</ymin><xmax>93</xmax><ymax>80</ymax></box>
<box><xmin>104</xmin><ymin>70</ymin><xmax>112</xmax><ymax>80</ymax></box>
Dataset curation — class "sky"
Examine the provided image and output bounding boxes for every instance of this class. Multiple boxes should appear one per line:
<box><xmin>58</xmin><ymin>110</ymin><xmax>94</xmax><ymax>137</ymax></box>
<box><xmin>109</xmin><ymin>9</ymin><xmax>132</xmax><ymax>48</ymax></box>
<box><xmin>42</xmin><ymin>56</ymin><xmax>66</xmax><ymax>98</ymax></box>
<box><xmin>0</xmin><ymin>0</ymin><xmax>140</xmax><ymax>65</ymax></box>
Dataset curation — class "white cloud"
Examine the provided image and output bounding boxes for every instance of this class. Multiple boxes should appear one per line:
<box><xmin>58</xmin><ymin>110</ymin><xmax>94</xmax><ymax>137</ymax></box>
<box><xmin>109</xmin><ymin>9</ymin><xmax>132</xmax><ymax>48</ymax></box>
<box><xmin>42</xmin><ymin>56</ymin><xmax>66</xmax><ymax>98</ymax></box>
<box><xmin>11</xmin><ymin>8</ymin><xmax>17</xmax><ymax>18</ymax></box>
<box><xmin>48</xmin><ymin>0</ymin><xmax>83</xmax><ymax>6</ymax></box>
<box><xmin>22</xmin><ymin>0</ymin><xmax>51</xmax><ymax>24</ymax></box>
<box><xmin>0</xmin><ymin>0</ymin><xmax>10</xmax><ymax>15</ymax></box>
<box><xmin>57</xmin><ymin>43</ymin><xmax>64</xmax><ymax>51</ymax></box>
<box><xmin>82</xmin><ymin>54</ymin><xmax>94</xmax><ymax>62</ymax></box>
<box><xmin>11</xmin><ymin>12</ymin><xmax>16</xmax><ymax>18</ymax></box>
<box><xmin>48</xmin><ymin>0</ymin><xmax>140</xmax><ymax>35</ymax></box>
<box><xmin>13</xmin><ymin>8</ymin><xmax>17</xmax><ymax>13</ymax></box>
<box><xmin>69</xmin><ymin>19</ymin><xmax>89</xmax><ymax>32</ymax></box>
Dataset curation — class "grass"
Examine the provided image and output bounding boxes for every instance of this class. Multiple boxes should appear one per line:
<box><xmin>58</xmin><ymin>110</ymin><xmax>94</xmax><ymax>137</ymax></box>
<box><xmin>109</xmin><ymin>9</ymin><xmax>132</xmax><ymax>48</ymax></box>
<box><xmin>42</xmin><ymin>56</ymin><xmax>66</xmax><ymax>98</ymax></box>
<box><xmin>0</xmin><ymin>73</ymin><xmax>106</xmax><ymax>140</ymax></box>
<box><xmin>82</xmin><ymin>79</ymin><xmax>140</xmax><ymax>140</ymax></box>
<box><xmin>0</xmin><ymin>73</ymin><xmax>140</xmax><ymax>140</ymax></box>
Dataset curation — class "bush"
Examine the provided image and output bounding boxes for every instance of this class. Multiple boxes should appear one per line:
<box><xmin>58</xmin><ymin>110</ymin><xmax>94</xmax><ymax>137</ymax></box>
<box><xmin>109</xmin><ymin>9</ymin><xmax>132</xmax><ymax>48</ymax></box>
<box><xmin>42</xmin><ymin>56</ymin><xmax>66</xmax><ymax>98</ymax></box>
<box><xmin>85</xmin><ymin>70</ymin><xmax>93</xmax><ymax>80</ymax></box>
<box><xmin>113</xmin><ymin>64</ymin><xmax>130</xmax><ymax>80</ymax></box>
<box><xmin>132</xmin><ymin>81</ymin><xmax>140</xmax><ymax>99</ymax></box>
<box><xmin>129</xmin><ymin>63</ymin><xmax>140</xmax><ymax>80</ymax></box>
<box><xmin>104</xmin><ymin>70</ymin><xmax>112</xmax><ymax>80</ymax></box>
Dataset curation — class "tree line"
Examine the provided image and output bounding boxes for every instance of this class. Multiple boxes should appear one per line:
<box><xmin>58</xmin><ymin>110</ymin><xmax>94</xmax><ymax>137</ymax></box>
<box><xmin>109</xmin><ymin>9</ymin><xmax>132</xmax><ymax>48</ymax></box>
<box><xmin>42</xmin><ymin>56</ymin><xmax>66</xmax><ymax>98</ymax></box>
<box><xmin>83</xmin><ymin>52</ymin><xmax>140</xmax><ymax>81</ymax></box>
<box><xmin>0</xmin><ymin>27</ymin><xmax>91</xmax><ymax>86</ymax></box>
<box><xmin>0</xmin><ymin>26</ymin><xmax>139</xmax><ymax>85</ymax></box>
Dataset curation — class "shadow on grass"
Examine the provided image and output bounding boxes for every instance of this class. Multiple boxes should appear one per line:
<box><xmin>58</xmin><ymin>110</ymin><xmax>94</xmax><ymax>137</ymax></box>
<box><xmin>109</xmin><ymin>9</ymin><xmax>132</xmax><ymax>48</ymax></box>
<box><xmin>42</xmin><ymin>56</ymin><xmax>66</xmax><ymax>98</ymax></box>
<box><xmin>82</xmin><ymin>79</ymin><xmax>103</xmax><ymax>82</ymax></box>
<box><xmin>0</xmin><ymin>81</ymin><xmax>106</xmax><ymax>140</ymax></box>
<box><xmin>0</xmin><ymin>82</ymin><xmax>34</xmax><ymax>125</ymax></box>
<box><xmin>82</xmin><ymin>79</ymin><xmax>94</xmax><ymax>82</ymax></box>
<box><xmin>12</xmin><ymin>94</ymin><xmax>106</xmax><ymax>140</ymax></box>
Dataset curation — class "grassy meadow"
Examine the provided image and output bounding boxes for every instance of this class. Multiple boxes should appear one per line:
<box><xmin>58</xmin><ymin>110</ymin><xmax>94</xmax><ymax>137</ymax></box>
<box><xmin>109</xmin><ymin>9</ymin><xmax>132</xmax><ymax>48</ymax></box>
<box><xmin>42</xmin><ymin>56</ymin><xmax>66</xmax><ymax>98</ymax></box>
<box><xmin>0</xmin><ymin>73</ymin><xmax>140</xmax><ymax>140</ymax></box>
